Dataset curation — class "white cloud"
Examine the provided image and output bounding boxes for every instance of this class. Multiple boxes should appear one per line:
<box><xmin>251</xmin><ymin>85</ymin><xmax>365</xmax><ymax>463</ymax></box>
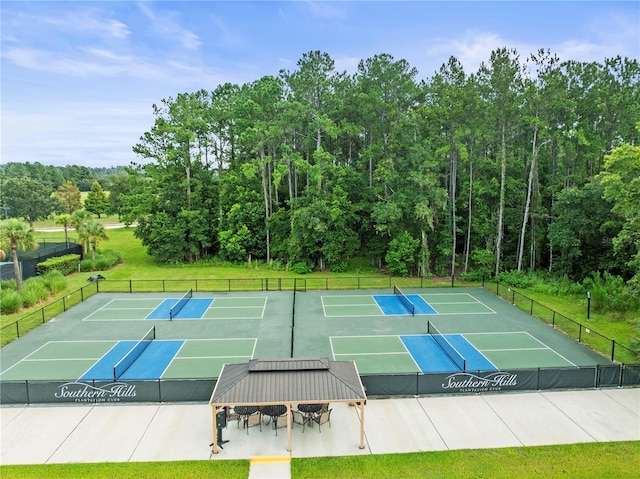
<box><xmin>423</xmin><ymin>32</ymin><xmax>509</xmax><ymax>75</ymax></box>
<box><xmin>137</xmin><ymin>2</ymin><xmax>202</xmax><ymax>50</ymax></box>
<box><xmin>2</xmin><ymin>6</ymin><xmax>131</xmax><ymax>41</ymax></box>
<box><xmin>303</xmin><ymin>1</ymin><xmax>348</xmax><ymax>20</ymax></box>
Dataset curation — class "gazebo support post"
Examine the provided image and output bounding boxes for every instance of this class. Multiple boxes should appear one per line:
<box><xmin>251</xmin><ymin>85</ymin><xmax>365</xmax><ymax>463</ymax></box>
<box><xmin>286</xmin><ymin>403</ymin><xmax>292</xmax><ymax>452</ymax></box>
<box><xmin>359</xmin><ymin>401</ymin><xmax>365</xmax><ymax>449</ymax></box>
<box><xmin>211</xmin><ymin>405</ymin><xmax>220</xmax><ymax>454</ymax></box>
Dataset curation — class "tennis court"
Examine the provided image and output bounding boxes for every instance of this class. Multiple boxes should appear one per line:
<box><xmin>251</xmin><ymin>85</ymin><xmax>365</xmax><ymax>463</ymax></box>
<box><xmin>0</xmin><ymin>334</ymin><xmax>257</xmax><ymax>382</ymax></box>
<box><xmin>0</xmin><ymin>287</ymin><xmax>626</xmax><ymax>403</ymax></box>
<box><xmin>84</xmin><ymin>294</ymin><xmax>267</xmax><ymax>321</ymax></box>
<box><xmin>331</xmin><ymin>330</ymin><xmax>576</xmax><ymax>374</ymax></box>
<box><xmin>322</xmin><ymin>290</ymin><xmax>495</xmax><ymax>317</ymax></box>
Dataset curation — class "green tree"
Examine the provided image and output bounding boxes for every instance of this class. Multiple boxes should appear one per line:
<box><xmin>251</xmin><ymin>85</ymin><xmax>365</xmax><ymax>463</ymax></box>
<box><xmin>84</xmin><ymin>219</ymin><xmax>109</xmax><ymax>260</ymax></box>
<box><xmin>0</xmin><ymin>218</ymin><xmax>38</xmax><ymax>290</ymax></box>
<box><xmin>289</xmin><ymin>190</ymin><xmax>359</xmax><ymax>271</ymax></box>
<box><xmin>597</xmin><ymin>135</ymin><xmax>640</xmax><ymax>284</ymax></box>
<box><xmin>385</xmin><ymin>230</ymin><xmax>420</xmax><ymax>276</ymax></box>
<box><xmin>0</xmin><ymin>176</ymin><xmax>56</xmax><ymax>226</ymax></box>
<box><xmin>56</xmin><ymin>181</ymin><xmax>82</xmax><ymax>214</ymax></box>
<box><xmin>105</xmin><ymin>171</ymin><xmax>130</xmax><ymax>218</ymax></box>
<box><xmin>55</xmin><ymin>213</ymin><xmax>73</xmax><ymax>247</ymax></box>
<box><xmin>477</xmin><ymin>48</ymin><xmax>525</xmax><ymax>275</ymax></box>
<box><xmin>71</xmin><ymin>210</ymin><xmax>92</xmax><ymax>254</ymax></box>
<box><xmin>131</xmin><ymin>92</ymin><xmax>219</xmax><ymax>262</ymax></box>
<box><xmin>548</xmin><ymin>183</ymin><xmax>617</xmax><ymax>279</ymax></box>
<box><xmin>84</xmin><ymin>181</ymin><xmax>109</xmax><ymax>218</ymax></box>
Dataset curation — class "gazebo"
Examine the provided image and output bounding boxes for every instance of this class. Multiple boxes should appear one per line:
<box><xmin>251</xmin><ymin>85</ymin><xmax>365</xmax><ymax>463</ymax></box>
<box><xmin>209</xmin><ymin>358</ymin><xmax>368</xmax><ymax>453</ymax></box>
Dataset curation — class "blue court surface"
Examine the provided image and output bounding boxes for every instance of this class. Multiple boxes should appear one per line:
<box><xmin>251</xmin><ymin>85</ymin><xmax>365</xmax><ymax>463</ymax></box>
<box><xmin>80</xmin><ymin>340</ymin><xmax>183</xmax><ymax>381</ymax></box>
<box><xmin>373</xmin><ymin>294</ymin><xmax>437</xmax><ymax>315</ymax></box>
<box><xmin>145</xmin><ymin>298</ymin><xmax>213</xmax><ymax>320</ymax></box>
<box><xmin>400</xmin><ymin>334</ymin><xmax>497</xmax><ymax>373</ymax></box>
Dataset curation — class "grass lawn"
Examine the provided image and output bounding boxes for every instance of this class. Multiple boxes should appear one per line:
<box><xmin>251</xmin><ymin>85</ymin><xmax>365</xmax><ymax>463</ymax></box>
<box><xmin>2</xmin><ymin>442</ymin><xmax>638</xmax><ymax>478</ymax></box>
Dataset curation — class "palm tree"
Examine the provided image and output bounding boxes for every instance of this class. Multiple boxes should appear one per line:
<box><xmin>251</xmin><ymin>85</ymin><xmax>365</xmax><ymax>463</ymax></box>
<box><xmin>0</xmin><ymin>219</ymin><xmax>38</xmax><ymax>290</ymax></box>
<box><xmin>71</xmin><ymin>210</ymin><xmax>92</xmax><ymax>255</ymax></box>
<box><xmin>85</xmin><ymin>220</ymin><xmax>108</xmax><ymax>260</ymax></box>
<box><xmin>55</xmin><ymin>213</ymin><xmax>72</xmax><ymax>248</ymax></box>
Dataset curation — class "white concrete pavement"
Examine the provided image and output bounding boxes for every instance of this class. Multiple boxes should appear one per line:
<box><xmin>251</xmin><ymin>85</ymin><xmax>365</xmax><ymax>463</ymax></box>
<box><xmin>1</xmin><ymin>388</ymin><xmax>638</xmax><ymax>467</ymax></box>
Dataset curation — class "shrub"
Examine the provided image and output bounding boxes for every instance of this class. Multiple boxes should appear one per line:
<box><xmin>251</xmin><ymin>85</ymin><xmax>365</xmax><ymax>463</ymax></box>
<box><xmin>289</xmin><ymin>261</ymin><xmax>312</xmax><ymax>274</ymax></box>
<box><xmin>80</xmin><ymin>250</ymin><xmax>121</xmax><ymax>272</ymax></box>
<box><xmin>582</xmin><ymin>272</ymin><xmax>632</xmax><ymax>314</ymax></box>
<box><xmin>267</xmin><ymin>260</ymin><xmax>286</xmax><ymax>271</ymax></box>
<box><xmin>1</xmin><ymin>279</ymin><xmax>17</xmax><ymax>291</ymax></box>
<box><xmin>497</xmin><ymin>270</ymin><xmax>535</xmax><ymax>288</ymax></box>
<box><xmin>460</xmin><ymin>270</ymin><xmax>486</xmax><ymax>282</ymax></box>
<box><xmin>0</xmin><ymin>289</ymin><xmax>22</xmax><ymax>314</ymax></box>
<box><xmin>41</xmin><ymin>270</ymin><xmax>67</xmax><ymax>294</ymax></box>
<box><xmin>37</xmin><ymin>254</ymin><xmax>81</xmax><ymax>276</ymax></box>
<box><xmin>21</xmin><ymin>280</ymin><xmax>49</xmax><ymax>308</ymax></box>
<box><xmin>329</xmin><ymin>261</ymin><xmax>348</xmax><ymax>273</ymax></box>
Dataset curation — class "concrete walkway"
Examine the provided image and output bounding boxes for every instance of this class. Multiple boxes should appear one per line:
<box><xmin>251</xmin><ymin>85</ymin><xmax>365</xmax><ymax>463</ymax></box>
<box><xmin>1</xmin><ymin>388</ymin><xmax>638</xmax><ymax>476</ymax></box>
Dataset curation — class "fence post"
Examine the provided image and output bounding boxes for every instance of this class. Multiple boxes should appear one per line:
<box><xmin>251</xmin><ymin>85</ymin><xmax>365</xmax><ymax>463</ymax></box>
<box><xmin>451</xmin><ymin>275</ymin><xmax>454</xmax><ymax>288</ymax></box>
<box><xmin>611</xmin><ymin>340</ymin><xmax>615</xmax><ymax>362</ymax></box>
<box><xmin>578</xmin><ymin>324</ymin><xmax>582</xmax><ymax>343</ymax></box>
<box><xmin>63</xmin><ymin>296</ymin><xmax>66</xmax><ymax>312</ymax></box>
<box><xmin>129</xmin><ymin>280</ymin><xmax>132</xmax><ymax>293</ymax></box>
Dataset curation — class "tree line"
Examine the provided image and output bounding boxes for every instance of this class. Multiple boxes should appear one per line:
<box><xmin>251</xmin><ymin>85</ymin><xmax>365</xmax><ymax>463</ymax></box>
<box><xmin>1</xmin><ymin>49</ymin><xmax>639</xmax><ymax>291</ymax></box>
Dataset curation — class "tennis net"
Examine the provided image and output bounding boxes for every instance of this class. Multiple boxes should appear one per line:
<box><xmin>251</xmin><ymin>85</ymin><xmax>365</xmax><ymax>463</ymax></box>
<box><xmin>393</xmin><ymin>285</ymin><xmax>415</xmax><ymax>316</ymax></box>
<box><xmin>113</xmin><ymin>326</ymin><xmax>155</xmax><ymax>380</ymax></box>
<box><xmin>427</xmin><ymin>321</ymin><xmax>466</xmax><ymax>371</ymax></box>
<box><xmin>170</xmin><ymin>288</ymin><xmax>193</xmax><ymax>320</ymax></box>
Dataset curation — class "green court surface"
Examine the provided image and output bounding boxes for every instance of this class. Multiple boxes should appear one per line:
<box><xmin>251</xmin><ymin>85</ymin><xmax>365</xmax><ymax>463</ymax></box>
<box><xmin>0</xmin><ymin>288</ymin><xmax>614</xmax><ymax>385</ymax></box>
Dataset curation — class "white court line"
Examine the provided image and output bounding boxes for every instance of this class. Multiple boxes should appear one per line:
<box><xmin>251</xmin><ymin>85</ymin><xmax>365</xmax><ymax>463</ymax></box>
<box><xmin>208</xmin><ymin>305</ymin><xmax>264</xmax><ymax>309</ymax></box>
<box><xmin>333</xmin><ymin>351</ymin><xmax>412</xmax><ymax>357</ymax></box>
<box><xmin>173</xmin><ymin>355</ymin><xmax>253</xmax><ymax>360</ymax></box>
<box><xmin>466</xmin><ymin>331</ymin><xmax>579</xmax><ymax>368</ymax></box>
<box><xmin>480</xmin><ymin>347</ymin><xmax>548</xmax><ymax>352</ymax></box>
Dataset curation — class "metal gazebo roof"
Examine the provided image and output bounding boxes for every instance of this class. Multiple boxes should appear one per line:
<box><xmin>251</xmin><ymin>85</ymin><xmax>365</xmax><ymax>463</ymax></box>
<box><xmin>209</xmin><ymin>358</ymin><xmax>367</xmax><ymax>453</ymax></box>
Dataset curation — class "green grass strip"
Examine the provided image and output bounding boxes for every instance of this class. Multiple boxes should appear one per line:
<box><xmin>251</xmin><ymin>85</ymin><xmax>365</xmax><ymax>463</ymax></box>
<box><xmin>3</xmin><ymin>442</ymin><xmax>638</xmax><ymax>479</ymax></box>
<box><xmin>291</xmin><ymin>441</ymin><xmax>640</xmax><ymax>479</ymax></box>
<box><xmin>0</xmin><ymin>460</ymin><xmax>248</xmax><ymax>479</ymax></box>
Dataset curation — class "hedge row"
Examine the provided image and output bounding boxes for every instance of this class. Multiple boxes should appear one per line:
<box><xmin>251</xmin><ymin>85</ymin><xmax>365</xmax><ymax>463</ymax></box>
<box><xmin>36</xmin><ymin>254</ymin><xmax>81</xmax><ymax>276</ymax></box>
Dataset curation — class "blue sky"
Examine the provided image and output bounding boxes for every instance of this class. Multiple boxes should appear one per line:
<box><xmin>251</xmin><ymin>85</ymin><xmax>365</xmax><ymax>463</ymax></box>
<box><xmin>2</xmin><ymin>1</ymin><xmax>639</xmax><ymax>168</ymax></box>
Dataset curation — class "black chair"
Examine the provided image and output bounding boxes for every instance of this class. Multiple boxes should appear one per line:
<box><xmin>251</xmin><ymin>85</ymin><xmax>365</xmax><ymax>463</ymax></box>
<box><xmin>233</xmin><ymin>406</ymin><xmax>259</xmax><ymax>434</ymax></box>
<box><xmin>297</xmin><ymin>403</ymin><xmax>323</xmax><ymax>431</ymax></box>
<box><xmin>313</xmin><ymin>408</ymin><xmax>332</xmax><ymax>432</ymax></box>
<box><xmin>260</xmin><ymin>405</ymin><xmax>287</xmax><ymax>436</ymax></box>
